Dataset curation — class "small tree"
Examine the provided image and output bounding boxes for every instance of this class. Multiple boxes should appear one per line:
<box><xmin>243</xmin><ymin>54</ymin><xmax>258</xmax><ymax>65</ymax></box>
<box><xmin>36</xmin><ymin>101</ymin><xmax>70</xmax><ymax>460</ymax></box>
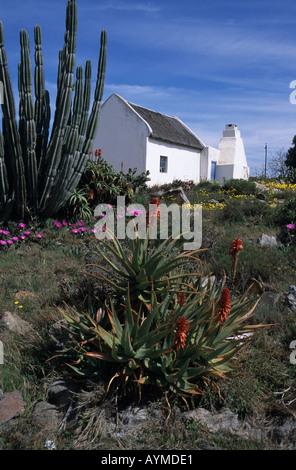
<box><xmin>285</xmin><ymin>136</ymin><xmax>296</xmax><ymax>182</ymax></box>
<box><xmin>268</xmin><ymin>148</ymin><xmax>290</xmax><ymax>181</ymax></box>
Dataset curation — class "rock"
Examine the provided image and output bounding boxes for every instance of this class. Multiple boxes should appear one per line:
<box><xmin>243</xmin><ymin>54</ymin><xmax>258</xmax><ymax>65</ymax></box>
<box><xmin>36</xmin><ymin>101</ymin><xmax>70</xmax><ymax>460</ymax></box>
<box><xmin>163</xmin><ymin>187</ymin><xmax>190</xmax><ymax>205</ymax></box>
<box><xmin>267</xmin><ymin>415</ymin><xmax>296</xmax><ymax>447</ymax></box>
<box><xmin>285</xmin><ymin>285</ymin><xmax>296</xmax><ymax>313</ymax></box>
<box><xmin>46</xmin><ymin>378</ymin><xmax>79</xmax><ymax>409</ymax></box>
<box><xmin>48</xmin><ymin>319</ymin><xmax>70</xmax><ymax>349</ymax></box>
<box><xmin>259</xmin><ymin>291</ymin><xmax>284</xmax><ymax>308</ymax></box>
<box><xmin>201</xmin><ymin>275</ymin><xmax>216</xmax><ymax>289</ymax></box>
<box><xmin>183</xmin><ymin>407</ymin><xmax>260</xmax><ymax>439</ymax></box>
<box><xmin>109</xmin><ymin>404</ymin><xmax>164</xmax><ymax>439</ymax></box>
<box><xmin>258</xmin><ymin>234</ymin><xmax>278</xmax><ymax>247</ymax></box>
<box><xmin>31</xmin><ymin>401</ymin><xmax>63</xmax><ymax>432</ymax></box>
<box><xmin>0</xmin><ymin>390</ymin><xmax>26</xmax><ymax>427</ymax></box>
<box><xmin>183</xmin><ymin>407</ymin><xmax>296</xmax><ymax>448</ymax></box>
<box><xmin>208</xmin><ymin>199</ymin><xmax>220</xmax><ymax>205</ymax></box>
<box><xmin>0</xmin><ymin>311</ymin><xmax>33</xmax><ymax>335</ymax></box>
<box><xmin>256</xmin><ymin>193</ymin><xmax>266</xmax><ymax>200</ymax></box>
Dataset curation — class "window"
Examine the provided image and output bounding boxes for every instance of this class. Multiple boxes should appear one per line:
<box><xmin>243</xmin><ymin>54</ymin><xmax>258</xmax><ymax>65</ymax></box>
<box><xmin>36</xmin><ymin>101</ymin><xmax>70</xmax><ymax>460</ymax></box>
<box><xmin>160</xmin><ymin>156</ymin><xmax>168</xmax><ymax>173</ymax></box>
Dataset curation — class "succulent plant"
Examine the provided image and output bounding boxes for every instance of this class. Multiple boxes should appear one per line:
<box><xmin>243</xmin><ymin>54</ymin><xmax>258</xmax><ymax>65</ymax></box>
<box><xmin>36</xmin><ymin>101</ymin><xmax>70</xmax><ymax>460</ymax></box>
<box><xmin>0</xmin><ymin>0</ymin><xmax>107</xmax><ymax>221</ymax></box>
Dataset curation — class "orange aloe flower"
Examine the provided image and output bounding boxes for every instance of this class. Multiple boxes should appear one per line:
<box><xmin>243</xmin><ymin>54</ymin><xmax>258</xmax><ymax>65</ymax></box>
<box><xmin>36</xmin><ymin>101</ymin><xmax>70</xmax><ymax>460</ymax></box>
<box><xmin>229</xmin><ymin>238</ymin><xmax>243</xmax><ymax>255</ymax></box>
<box><xmin>89</xmin><ymin>189</ymin><xmax>94</xmax><ymax>200</ymax></box>
<box><xmin>174</xmin><ymin>316</ymin><xmax>189</xmax><ymax>351</ymax></box>
<box><xmin>146</xmin><ymin>197</ymin><xmax>160</xmax><ymax>226</ymax></box>
<box><xmin>216</xmin><ymin>287</ymin><xmax>231</xmax><ymax>325</ymax></box>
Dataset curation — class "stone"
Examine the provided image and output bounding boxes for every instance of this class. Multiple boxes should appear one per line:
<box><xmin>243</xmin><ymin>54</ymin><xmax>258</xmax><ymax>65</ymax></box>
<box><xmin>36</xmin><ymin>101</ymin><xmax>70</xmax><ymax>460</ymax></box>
<box><xmin>163</xmin><ymin>186</ymin><xmax>190</xmax><ymax>205</ymax></box>
<box><xmin>48</xmin><ymin>319</ymin><xmax>70</xmax><ymax>349</ymax></box>
<box><xmin>183</xmin><ymin>407</ymin><xmax>264</xmax><ymax>442</ymax></box>
<box><xmin>31</xmin><ymin>401</ymin><xmax>63</xmax><ymax>432</ymax></box>
<box><xmin>110</xmin><ymin>405</ymin><xmax>164</xmax><ymax>439</ymax></box>
<box><xmin>208</xmin><ymin>199</ymin><xmax>220</xmax><ymax>205</ymax></box>
<box><xmin>0</xmin><ymin>390</ymin><xmax>26</xmax><ymax>426</ymax></box>
<box><xmin>285</xmin><ymin>285</ymin><xmax>296</xmax><ymax>313</ymax></box>
<box><xmin>0</xmin><ymin>311</ymin><xmax>33</xmax><ymax>334</ymax></box>
<box><xmin>259</xmin><ymin>291</ymin><xmax>283</xmax><ymax>308</ymax></box>
<box><xmin>258</xmin><ymin>233</ymin><xmax>278</xmax><ymax>247</ymax></box>
<box><xmin>46</xmin><ymin>378</ymin><xmax>79</xmax><ymax>409</ymax></box>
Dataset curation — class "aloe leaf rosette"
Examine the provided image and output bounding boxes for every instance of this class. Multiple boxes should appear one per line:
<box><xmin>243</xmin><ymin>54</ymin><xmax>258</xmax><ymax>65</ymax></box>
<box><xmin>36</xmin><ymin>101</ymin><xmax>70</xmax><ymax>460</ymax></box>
<box><xmin>83</xmin><ymin>228</ymin><xmax>202</xmax><ymax>303</ymax></box>
<box><xmin>56</xmin><ymin>275</ymin><xmax>264</xmax><ymax>397</ymax></box>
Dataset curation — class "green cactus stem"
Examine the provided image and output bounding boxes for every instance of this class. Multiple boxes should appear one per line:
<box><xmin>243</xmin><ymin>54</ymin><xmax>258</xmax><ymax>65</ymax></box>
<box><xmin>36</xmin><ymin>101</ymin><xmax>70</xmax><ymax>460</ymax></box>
<box><xmin>0</xmin><ymin>0</ymin><xmax>107</xmax><ymax>221</ymax></box>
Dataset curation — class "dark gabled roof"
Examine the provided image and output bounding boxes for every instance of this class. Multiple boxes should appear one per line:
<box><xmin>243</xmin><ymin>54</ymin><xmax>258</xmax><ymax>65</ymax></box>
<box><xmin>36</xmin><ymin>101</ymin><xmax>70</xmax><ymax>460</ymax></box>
<box><xmin>128</xmin><ymin>102</ymin><xmax>205</xmax><ymax>150</ymax></box>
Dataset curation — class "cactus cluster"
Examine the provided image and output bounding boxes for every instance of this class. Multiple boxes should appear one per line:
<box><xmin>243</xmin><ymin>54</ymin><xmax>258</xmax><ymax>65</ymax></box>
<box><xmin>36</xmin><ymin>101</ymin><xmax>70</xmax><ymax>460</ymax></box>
<box><xmin>0</xmin><ymin>0</ymin><xmax>107</xmax><ymax>220</ymax></box>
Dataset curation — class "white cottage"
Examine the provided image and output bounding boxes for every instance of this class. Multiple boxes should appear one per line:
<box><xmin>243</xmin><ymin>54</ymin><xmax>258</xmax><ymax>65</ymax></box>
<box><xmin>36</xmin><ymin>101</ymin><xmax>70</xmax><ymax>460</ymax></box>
<box><xmin>92</xmin><ymin>94</ymin><xmax>249</xmax><ymax>185</ymax></box>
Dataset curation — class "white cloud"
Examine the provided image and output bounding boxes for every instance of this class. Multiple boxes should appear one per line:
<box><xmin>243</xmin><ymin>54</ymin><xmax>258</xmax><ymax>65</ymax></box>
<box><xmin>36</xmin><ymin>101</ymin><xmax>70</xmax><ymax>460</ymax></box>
<box><xmin>80</xmin><ymin>2</ymin><xmax>161</xmax><ymax>13</ymax></box>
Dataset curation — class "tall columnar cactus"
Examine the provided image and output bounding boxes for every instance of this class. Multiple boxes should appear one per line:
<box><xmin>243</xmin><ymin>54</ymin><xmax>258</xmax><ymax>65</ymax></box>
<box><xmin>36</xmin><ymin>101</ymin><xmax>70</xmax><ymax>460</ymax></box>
<box><xmin>0</xmin><ymin>0</ymin><xmax>107</xmax><ymax>220</ymax></box>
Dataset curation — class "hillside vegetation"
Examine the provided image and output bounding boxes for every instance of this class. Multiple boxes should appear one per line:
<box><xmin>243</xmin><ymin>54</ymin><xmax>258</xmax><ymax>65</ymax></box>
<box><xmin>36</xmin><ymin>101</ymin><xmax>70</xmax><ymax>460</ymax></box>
<box><xmin>0</xmin><ymin>177</ymin><xmax>296</xmax><ymax>450</ymax></box>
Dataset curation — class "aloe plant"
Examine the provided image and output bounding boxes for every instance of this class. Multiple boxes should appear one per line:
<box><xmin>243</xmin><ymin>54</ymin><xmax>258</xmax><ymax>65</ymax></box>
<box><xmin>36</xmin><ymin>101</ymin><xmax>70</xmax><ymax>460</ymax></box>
<box><xmin>55</xmin><ymin>265</ymin><xmax>264</xmax><ymax>397</ymax></box>
<box><xmin>0</xmin><ymin>0</ymin><xmax>107</xmax><ymax>221</ymax></box>
<box><xmin>83</xmin><ymin>229</ymin><xmax>202</xmax><ymax>304</ymax></box>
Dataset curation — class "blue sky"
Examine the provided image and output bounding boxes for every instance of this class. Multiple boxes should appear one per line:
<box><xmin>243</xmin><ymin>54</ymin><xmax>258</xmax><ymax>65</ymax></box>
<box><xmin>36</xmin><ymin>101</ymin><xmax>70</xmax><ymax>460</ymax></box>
<box><xmin>1</xmin><ymin>0</ymin><xmax>296</xmax><ymax>175</ymax></box>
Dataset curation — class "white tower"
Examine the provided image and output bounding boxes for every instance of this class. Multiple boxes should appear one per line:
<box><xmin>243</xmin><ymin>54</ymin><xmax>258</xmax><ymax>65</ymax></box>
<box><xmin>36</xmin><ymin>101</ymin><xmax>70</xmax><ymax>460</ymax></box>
<box><xmin>216</xmin><ymin>124</ymin><xmax>249</xmax><ymax>182</ymax></box>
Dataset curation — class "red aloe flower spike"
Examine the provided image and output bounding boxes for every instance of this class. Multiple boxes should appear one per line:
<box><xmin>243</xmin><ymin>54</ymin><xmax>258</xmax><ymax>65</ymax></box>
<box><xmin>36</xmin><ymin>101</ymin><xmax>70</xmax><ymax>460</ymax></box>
<box><xmin>146</xmin><ymin>197</ymin><xmax>160</xmax><ymax>226</ymax></box>
<box><xmin>174</xmin><ymin>316</ymin><xmax>189</xmax><ymax>351</ymax></box>
<box><xmin>177</xmin><ymin>292</ymin><xmax>186</xmax><ymax>306</ymax></box>
<box><xmin>229</xmin><ymin>238</ymin><xmax>243</xmax><ymax>287</ymax></box>
<box><xmin>229</xmin><ymin>238</ymin><xmax>243</xmax><ymax>255</ymax></box>
<box><xmin>217</xmin><ymin>287</ymin><xmax>231</xmax><ymax>325</ymax></box>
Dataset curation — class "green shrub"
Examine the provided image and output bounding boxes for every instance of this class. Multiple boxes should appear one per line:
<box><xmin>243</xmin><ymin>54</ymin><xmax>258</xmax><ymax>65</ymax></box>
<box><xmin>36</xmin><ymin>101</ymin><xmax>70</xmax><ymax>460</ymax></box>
<box><xmin>59</xmin><ymin>157</ymin><xmax>150</xmax><ymax>220</ymax></box>
<box><xmin>271</xmin><ymin>196</ymin><xmax>296</xmax><ymax>245</ymax></box>
<box><xmin>222</xmin><ymin>179</ymin><xmax>258</xmax><ymax>195</ymax></box>
<box><xmin>217</xmin><ymin>198</ymin><xmax>274</xmax><ymax>225</ymax></box>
